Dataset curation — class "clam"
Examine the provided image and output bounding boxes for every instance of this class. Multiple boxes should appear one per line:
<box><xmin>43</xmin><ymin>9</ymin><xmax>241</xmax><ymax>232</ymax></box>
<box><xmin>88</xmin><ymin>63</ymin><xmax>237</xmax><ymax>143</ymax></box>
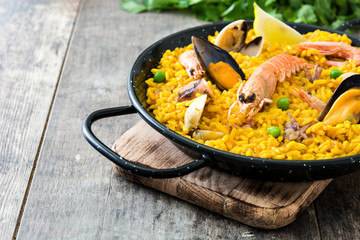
<box><xmin>214</xmin><ymin>20</ymin><xmax>264</xmax><ymax>57</ymax></box>
<box><xmin>184</xmin><ymin>94</ymin><xmax>207</xmax><ymax>131</ymax></box>
<box><xmin>319</xmin><ymin>73</ymin><xmax>360</xmax><ymax>125</ymax></box>
<box><xmin>192</xmin><ymin>36</ymin><xmax>245</xmax><ymax>90</ymax></box>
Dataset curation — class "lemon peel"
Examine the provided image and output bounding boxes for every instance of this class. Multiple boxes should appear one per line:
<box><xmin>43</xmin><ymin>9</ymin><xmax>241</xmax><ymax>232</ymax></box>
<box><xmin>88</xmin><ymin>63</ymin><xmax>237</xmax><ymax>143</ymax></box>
<box><xmin>253</xmin><ymin>3</ymin><xmax>307</xmax><ymax>46</ymax></box>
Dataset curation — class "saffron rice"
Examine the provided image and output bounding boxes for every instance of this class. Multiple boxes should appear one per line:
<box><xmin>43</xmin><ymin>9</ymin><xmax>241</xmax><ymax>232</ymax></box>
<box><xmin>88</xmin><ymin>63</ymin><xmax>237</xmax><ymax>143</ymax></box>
<box><xmin>145</xmin><ymin>29</ymin><xmax>360</xmax><ymax>160</ymax></box>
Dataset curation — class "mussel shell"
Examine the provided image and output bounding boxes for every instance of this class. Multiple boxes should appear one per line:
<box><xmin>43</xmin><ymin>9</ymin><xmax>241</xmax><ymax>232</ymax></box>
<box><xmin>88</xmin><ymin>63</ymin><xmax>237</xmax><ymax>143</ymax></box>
<box><xmin>319</xmin><ymin>73</ymin><xmax>360</xmax><ymax>121</ymax></box>
<box><xmin>192</xmin><ymin>36</ymin><xmax>246</xmax><ymax>81</ymax></box>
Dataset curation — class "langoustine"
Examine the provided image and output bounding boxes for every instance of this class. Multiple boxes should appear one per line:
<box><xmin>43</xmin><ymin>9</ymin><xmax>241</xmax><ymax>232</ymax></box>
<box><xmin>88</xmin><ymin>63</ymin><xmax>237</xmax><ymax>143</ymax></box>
<box><xmin>229</xmin><ymin>53</ymin><xmax>312</xmax><ymax>121</ymax></box>
<box><xmin>296</xmin><ymin>41</ymin><xmax>360</xmax><ymax>66</ymax></box>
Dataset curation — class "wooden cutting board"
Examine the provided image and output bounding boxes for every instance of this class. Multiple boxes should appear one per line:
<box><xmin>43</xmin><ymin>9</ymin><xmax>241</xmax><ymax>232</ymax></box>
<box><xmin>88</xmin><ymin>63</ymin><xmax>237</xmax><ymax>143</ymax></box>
<box><xmin>112</xmin><ymin>121</ymin><xmax>332</xmax><ymax>229</ymax></box>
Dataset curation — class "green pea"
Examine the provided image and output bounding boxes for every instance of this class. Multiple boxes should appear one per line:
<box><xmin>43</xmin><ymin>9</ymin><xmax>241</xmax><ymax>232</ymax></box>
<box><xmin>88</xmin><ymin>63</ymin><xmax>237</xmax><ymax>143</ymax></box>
<box><xmin>154</xmin><ymin>71</ymin><xmax>166</xmax><ymax>83</ymax></box>
<box><xmin>267</xmin><ymin>126</ymin><xmax>281</xmax><ymax>138</ymax></box>
<box><xmin>330</xmin><ymin>69</ymin><xmax>343</xmax><ymax>79</ymax></box>
<box><xmin>277</xmin><ymin>97</ymin><xmax>290</xmax><ymax>111</ymax></box>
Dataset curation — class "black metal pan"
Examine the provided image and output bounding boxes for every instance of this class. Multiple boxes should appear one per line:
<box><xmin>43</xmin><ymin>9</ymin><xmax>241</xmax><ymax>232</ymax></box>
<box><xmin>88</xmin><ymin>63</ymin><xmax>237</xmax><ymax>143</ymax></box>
<box><xmin>83</xmin><ymin>19</ymin><xmax>360</xmax><ymax>181</ymax></box>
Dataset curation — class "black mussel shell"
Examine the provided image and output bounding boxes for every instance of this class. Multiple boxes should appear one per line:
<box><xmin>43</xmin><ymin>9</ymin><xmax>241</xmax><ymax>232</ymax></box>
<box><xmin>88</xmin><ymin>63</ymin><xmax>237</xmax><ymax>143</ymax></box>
<box><xmin>319</xmin><ymin>73</ymin><xmax>360</xmax><ymax>121</ymax></box>
<box><xmin>192</xmin><ymin>36</ymin><xmax>246</xmax><ymax>81</ymax></box>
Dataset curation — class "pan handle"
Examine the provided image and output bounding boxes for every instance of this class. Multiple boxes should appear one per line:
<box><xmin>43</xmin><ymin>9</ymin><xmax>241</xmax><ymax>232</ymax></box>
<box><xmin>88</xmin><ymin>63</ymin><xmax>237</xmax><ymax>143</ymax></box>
<box><xmin>336</xmin><ymin>18</ymin><xmax>360</xmax><ymax>32</ymax></box>
<box><xmin>82</xmin><ymin>105</ymin><xmax>211</xmax><ymax>178</ymax></box>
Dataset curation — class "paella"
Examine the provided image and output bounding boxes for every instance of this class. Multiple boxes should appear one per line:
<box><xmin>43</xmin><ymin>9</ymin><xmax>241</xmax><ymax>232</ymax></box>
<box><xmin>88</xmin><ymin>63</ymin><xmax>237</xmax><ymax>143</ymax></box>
<box><xmin>144</xmin><ymin>5</ymin><xmax>360</xmax><ymax>161</ymax></box>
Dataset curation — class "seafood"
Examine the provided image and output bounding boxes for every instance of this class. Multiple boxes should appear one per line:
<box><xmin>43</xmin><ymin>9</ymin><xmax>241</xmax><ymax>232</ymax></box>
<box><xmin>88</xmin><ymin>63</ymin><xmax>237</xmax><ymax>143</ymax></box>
<box><xmin>291</xmin><ymin>85</ymin><xmax>325</xmax><ymax>112</ymax></box>
<box><xmin>284</xmin><ymin>113</ymin><xmax>317</xmax><ymax>142</ymax></box>
<box><xmin>304</xmin><ymin>63</ymin><xmax>322</xmax><ymax>83</ymax></box>
<box><xmin>229</xmin><ymin>53</ymin><xmax>312</xmax><ymax>120</ymax></box>
<box><xmin>192</xmin><ymin>36</ymin><xmax>246</xmax><ymax>90</ymax></box>
<box><xmin>177</xmin><ymin>78</ymin><xmax>213</xmax><ymax>102</ymax></box>
<box><xmin>192</xmin><ymin>130</ymin><xmax>224</xmax><ymax>141</ymax></box>
<box><xmin>145</xmin><ymin>22</ymin><xmax>360</xmax><ymax>160</ymax></box>
<box><xmin>184</xmin><ymin>94</ymin><xmax>207</xmax><ymax>131</ymax></box>
<box><xmin>179</xmin><ymin>50</ymin><xmax>204</xmax><ymax>79</ymax></box>
<box><xmin>240</xmin><ymin>37</ymin><xmax>264</xmax><ymax>57</ymax></box>
<box><xmin>319</xmin><ymin>73</ymin><xmax>360</xmax><ymax>125</ymax></box>
<box><xmin>323</xmin><ymin>88</ymin><xmax>360</xmax><ymax>125</ymax></box>
<box><xmin>293</xmin><ymin>73</ymin><xmax>360</xmax><ymax>126</ymax></box>
<box><xmin>296</xmin><ymin>41</ymin><xmax>360</xmax><ymax>66</ymax></box>
<box><xmin>215</xmin><ymin>20</ymin><xmax>247</xmax><ymax>52</ymax></box>
<box><xmin>214</xmin><ymin>20</ymin><xmax>264</xmax><ymax>57</ymax></box>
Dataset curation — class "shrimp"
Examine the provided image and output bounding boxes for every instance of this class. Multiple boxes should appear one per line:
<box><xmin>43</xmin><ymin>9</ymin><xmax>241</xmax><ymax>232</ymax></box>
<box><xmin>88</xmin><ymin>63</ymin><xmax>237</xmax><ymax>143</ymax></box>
<box><xmin>229</xmin><ymin>54</ymin><xmax>312</xmax><ymax>121</ymax></box>
<box><xmin>291</xmin><ymin>85</ymin><xmax>325</xmax><ymax>112</ymax></box>
<box><xmin>179</xmin><ymin>50</ymin><xmax>204</xmax><ymax>79</ymax></box>
<box><xmin>296</xmin><ymin>41</ymin><xmax>360</xmax><ymax>66</ymax></box>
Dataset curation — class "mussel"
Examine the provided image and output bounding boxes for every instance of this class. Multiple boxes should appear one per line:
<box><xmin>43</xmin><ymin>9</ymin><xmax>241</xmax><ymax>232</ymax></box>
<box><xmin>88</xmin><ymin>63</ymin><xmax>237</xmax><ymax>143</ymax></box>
<box><xmin>192</xmin><ymin>36</ymin><xmax>246</xmax><ymax>90</ymax></box>
<box><xmin>319</xmin><ymin>73</ymin><xmax>360</xmax><ymax>125</ymax></box>
<box><xmin>214</xmin><ymin>20</ymin><xmax>264</xmax><ymax>57</ymax></box>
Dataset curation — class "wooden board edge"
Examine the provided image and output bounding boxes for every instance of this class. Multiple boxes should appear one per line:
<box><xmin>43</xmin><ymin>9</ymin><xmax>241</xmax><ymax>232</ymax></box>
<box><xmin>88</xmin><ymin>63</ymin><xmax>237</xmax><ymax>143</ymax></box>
<box><xmin>112</xmin><ymin>163</ymin><xmax>331</xmax><ymax>229</ymax></box>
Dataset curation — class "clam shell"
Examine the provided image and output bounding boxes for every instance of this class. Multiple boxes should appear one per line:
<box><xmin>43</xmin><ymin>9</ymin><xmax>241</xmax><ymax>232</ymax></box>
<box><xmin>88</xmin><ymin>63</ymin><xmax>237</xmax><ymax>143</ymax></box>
<box><xmin>214</xmin><ymin>20</ymin><xmax>263</xmax><ymax>57</ymax></box>
<box><xmin>214</xmin><ymin>20</ymin><xmax>248</xmax><ymax>52</ymax></box>
<box><xmin>240</xmin><ymin>36</ymin><xmax>264</xmax><ymax>57</ymax></box>
<box><xmin>184</xmin><ymin>94</ymin><xmax>207</xmax><ymax>131</ymax></box>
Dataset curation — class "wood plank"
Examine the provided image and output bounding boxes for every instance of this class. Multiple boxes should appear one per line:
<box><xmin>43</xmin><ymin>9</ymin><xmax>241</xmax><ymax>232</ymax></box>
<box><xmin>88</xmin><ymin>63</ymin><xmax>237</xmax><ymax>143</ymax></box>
<box><xmin>112</xmin><ymin>121</ymin><xmax>331</xmax><ymax>229</ymax></box>
<box><xmin>101</xmin><ymin>174</ymin><xmax>322</xmax><ymax>240</ymax></box>
<box><xmin>18</xmin><ymin>0</ymin><xmax>321</xmax><ymax>238</ymax></box>
<box><xmin>0</xmin><ymin>1</ymin><xmax>79</xmax><ymax>239</ymax></box>
<box><xmin>17</xmin><ymin>0</ymin><xmax>215</xmax><ymax>238</ymax></box>
<box><xmin>315</xmin><ymin>173</ymin><xmax>360</xmax><ymax>239</ymax></box>
<box><xmin>16</xmin><ymin>0</ymin><xmax>346</xmax><ymax>238</ymax></box>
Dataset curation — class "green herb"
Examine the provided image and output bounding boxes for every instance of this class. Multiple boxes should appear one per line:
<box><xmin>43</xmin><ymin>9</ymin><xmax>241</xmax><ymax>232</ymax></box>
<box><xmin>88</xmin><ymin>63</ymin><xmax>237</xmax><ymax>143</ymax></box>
<box><xmin>120</xmin><ymin>0</ymin><xmax>360</xmax><ymax>29</ymax></box>
<box><xmin>330</xmin><ymin>69</ymin><xmax>343</xmax><ymax>79</ymax></box>
<box><xmin>154</xmin><ymin>71</ymin><xmax>166</xmax><ymax>83</ymax></box>
<box><xmin>277</xmin><ymin>97</ymin><xmax>290</xmax><ymax>110</ymax></box>
<box><xmin>120</xmin><ymin>1</ymin><xmax>146</xmax><ymax>13</ymax></box>
<box><xmin>267</xmin><ymin>126</ymin><xmax>281</xmax><ymax>138</ymax></box>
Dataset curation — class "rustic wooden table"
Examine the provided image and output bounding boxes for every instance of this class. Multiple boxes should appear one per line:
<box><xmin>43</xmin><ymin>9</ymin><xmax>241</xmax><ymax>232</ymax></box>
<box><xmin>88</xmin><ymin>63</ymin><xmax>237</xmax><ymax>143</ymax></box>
<box><xmin>2</xmin><ymin>0</ymin><xmax>360</xmax><ymax>239</ymax></box>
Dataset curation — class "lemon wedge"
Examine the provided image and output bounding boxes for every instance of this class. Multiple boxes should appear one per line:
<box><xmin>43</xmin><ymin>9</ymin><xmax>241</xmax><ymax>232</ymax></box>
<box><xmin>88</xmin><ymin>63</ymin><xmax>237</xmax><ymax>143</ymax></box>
<box><xmin>253</xmin><ymin>3</ymin><xmax>307</xmax><ymax>46</ymax></box>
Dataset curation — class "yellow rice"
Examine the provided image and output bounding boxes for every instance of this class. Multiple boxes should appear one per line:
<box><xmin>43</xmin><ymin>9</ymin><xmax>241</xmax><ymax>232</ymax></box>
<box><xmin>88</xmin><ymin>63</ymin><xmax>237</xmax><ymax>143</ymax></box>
<box><xmin>145</xmin><ymin>29</ymin><xmax>360</xmax><ymax>160</ymax></box>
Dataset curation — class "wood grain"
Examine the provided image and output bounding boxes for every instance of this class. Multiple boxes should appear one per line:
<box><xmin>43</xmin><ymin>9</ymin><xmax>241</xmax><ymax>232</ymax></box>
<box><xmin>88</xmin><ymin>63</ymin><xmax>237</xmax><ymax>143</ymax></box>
<box><xmin>315</xmin><ymin>172</ymin><xmax>360</xmax><ymax>238</ymax></box>
<box><xmin>17</xmin><ymin>0</ymin><xmax>238</xmax><ymax>238</ymax></box>
<box><xmin>113</xmin><ymin>121</ymin><xmax>331</xmax><ymax>229</ymax></box>
<box><xmin>16</xmin><ymin>0</ymin><xmax>322</xmax><ymax>238</ymax></box>
<box><xmin>0</xmin><ymin>0</ymin><xmax>79</xmax><ymax>239</ymax></box>
<box><xmin>13</xmin><ymin>0</ymin><xmax>360</xmax><ymax>239</ymax></box>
